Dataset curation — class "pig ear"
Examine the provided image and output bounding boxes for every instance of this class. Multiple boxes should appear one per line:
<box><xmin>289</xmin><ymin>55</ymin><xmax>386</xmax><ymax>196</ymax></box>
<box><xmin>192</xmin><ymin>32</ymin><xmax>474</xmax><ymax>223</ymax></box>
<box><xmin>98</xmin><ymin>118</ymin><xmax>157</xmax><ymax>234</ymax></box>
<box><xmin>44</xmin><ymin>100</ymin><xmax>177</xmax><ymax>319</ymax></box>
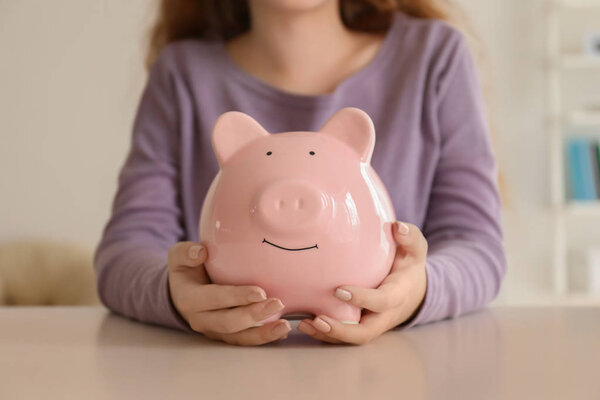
<box><xmin>318</xmin><ymin>107</ymin><xmax>375</xmax><ymax>163</ymax></box>
<box><xmin>212</xmin><ymin>111</ymin><xmax>269</xmax><ymax>166</ymax></box>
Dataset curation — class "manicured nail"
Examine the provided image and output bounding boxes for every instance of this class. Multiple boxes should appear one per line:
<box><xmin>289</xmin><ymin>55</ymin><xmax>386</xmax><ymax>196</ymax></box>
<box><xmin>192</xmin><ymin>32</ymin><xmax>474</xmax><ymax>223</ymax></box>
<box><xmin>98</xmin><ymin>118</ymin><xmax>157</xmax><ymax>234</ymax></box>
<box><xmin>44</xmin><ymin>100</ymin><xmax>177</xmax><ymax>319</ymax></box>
<box><xmin>312</xmin><ymin>317</ymin><xmax>331</xmax><ymax>333</ymax></box>
<box><xmin>247</xmin><ymin>290</ymin><xmax>267</xmax><ymax>302</ymax></box>
<box><xmin>189</xmin><ymin>246</ymin><xmax>204</xmax><ymax>259</ymax></box>
<box><xmin>298</xmin><ymin>321</ymin><xmax>317</xmax><ymax>335</ymax></box>
<box><xmin>335</xmin><ymin>288</ymin><xmax>352</xmax><ymax>301</ymax></box>
<box><xmin>263</xmin><ymin>299</ymin><xmax>284</xmax><ymax>315</ymax></box>
<box><xmin>272</xmin><ymin>321</ymin><xmax>291</xmax><ymax>337</ymax></box>
<box><xmin>396</xmin><ymin>222</ymin><xmax>410</xmax><ymax>235</ymax></box>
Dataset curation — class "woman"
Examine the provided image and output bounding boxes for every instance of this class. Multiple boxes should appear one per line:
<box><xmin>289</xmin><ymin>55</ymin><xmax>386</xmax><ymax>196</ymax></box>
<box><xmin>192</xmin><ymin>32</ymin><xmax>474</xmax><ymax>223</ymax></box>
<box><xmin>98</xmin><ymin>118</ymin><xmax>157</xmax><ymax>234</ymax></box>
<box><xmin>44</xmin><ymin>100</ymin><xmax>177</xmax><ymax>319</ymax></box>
<box><xmin>94</xmin><ymin>0</ymin><xmax>506</xmax><ymax>345</ymax></box>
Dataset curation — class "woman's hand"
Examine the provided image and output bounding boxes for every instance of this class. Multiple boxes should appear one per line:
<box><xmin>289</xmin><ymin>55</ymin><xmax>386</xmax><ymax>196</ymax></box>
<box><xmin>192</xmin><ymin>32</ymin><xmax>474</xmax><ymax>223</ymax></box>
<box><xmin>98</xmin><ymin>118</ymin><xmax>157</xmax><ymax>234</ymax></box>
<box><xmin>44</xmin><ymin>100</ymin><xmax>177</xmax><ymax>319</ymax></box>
<box><xmin>167</xmin><ymin>242</ymin><xmax>291</xmax><ymax>345</ymax></box>
<box><xmin>297</xmin><ymin>221</ymin><xmax>428</xmax><ymax>345</ymax></box>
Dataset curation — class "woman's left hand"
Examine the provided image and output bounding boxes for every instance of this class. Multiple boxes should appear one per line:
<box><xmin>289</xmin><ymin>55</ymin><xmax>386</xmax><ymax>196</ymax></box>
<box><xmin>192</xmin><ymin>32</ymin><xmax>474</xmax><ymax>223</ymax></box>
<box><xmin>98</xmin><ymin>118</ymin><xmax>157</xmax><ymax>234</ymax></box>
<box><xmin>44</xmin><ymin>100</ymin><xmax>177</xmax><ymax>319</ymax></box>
<box><xmin>297</xmin><ymin>221</ymin><xmax>428</xmax><ymax>345</ymax></box>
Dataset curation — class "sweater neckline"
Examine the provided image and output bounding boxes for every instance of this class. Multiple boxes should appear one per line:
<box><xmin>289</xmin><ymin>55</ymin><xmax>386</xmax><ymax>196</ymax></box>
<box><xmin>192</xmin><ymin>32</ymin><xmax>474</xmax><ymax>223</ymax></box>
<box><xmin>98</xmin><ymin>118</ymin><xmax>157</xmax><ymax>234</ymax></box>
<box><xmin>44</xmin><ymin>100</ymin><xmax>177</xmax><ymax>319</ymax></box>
<box><xmin>215</xmin><ymin>12</ymin><xmax>405</xmax><ymax>108</ymax></box>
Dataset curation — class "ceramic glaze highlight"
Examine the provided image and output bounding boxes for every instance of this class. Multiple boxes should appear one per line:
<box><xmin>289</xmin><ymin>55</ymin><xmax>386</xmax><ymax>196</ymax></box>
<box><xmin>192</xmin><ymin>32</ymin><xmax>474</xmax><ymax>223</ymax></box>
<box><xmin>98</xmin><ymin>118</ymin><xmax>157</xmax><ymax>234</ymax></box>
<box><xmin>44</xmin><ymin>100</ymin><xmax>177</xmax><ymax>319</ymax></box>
<box><xmin>199</xmin><ymin>107</ymin><xmax>396</xmax><ymax>323</ymax></box>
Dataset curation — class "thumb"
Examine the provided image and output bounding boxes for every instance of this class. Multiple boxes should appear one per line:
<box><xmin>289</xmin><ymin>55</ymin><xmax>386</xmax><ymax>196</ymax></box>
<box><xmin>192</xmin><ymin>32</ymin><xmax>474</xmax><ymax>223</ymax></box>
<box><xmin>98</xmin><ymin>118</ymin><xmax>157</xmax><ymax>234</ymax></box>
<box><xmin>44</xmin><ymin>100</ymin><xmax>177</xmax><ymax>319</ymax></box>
<box><xmin>168</xmin><ymin>242</ymin><xmax>208</xmax><ymax>270</ymax></box>
<box><xmin>392</xmin><ymin>221</ymin><xmax>428</xmax><ymax>261</ymax></box>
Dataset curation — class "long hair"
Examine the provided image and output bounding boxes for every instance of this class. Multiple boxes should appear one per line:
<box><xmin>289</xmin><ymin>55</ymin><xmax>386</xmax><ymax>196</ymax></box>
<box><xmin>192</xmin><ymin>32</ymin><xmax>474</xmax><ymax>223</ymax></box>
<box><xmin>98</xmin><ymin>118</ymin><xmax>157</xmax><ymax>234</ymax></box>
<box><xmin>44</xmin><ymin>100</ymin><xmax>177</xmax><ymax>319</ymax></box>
<box><xmin>145</xmin><ymin>0</ymin><xmax>484</xmax><ymax>72</ymax></box>
<box><xmin>144</xmin><ymin>0</ymin><xmax>503</xmax><ymax>200</ymax></box>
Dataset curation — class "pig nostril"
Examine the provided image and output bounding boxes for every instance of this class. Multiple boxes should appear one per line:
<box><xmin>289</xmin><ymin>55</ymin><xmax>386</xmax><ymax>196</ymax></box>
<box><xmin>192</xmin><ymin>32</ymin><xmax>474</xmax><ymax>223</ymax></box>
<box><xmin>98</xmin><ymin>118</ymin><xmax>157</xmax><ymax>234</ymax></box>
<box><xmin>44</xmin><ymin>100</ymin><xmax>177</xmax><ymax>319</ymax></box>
<box><xmin>295</xmin><ymin>199</ymin><xmax>303</xmax><ymax>209</ymax></box>
<box><xmin>277</xmin><ymin>200</ymin><xmax>284</xmax><ymax>209</ymax></box>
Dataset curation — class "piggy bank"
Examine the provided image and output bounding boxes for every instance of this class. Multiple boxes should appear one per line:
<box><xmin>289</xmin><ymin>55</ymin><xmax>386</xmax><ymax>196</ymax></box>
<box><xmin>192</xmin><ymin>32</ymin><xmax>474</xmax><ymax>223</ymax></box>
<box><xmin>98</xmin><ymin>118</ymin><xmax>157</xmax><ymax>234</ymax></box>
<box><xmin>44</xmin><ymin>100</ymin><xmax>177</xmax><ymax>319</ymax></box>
<box><xmin>199</xmin><ymin>107</ymin><xmax>396</xmax><ymax>324</ymax></box>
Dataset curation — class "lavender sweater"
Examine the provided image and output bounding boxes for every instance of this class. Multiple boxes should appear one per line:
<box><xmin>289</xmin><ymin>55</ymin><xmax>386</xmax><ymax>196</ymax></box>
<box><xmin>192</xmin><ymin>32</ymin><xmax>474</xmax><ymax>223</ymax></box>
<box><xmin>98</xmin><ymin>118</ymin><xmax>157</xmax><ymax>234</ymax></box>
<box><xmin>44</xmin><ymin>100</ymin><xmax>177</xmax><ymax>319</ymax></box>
<box><xmin>94</xmin><ymin>11</ymin><xmax>506</xmax><ymax>332</ymax></box>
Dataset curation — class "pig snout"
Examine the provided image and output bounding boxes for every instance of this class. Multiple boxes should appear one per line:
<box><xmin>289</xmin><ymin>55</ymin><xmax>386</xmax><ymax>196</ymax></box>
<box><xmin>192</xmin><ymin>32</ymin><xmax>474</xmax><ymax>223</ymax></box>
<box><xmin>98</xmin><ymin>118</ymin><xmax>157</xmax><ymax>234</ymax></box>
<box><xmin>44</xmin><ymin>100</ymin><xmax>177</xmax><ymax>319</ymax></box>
<box><xmin>251</xmin><ymin>179</ymin><xmax>332</xmax><ymax>234</ymax></box>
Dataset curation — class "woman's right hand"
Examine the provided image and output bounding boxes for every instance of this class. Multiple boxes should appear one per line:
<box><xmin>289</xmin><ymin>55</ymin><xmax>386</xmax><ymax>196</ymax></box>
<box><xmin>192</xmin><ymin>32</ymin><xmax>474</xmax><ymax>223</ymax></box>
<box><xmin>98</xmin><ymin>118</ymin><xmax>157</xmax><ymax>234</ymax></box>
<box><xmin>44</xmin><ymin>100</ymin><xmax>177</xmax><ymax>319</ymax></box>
<box><xmin>167</xmin><ymin>242</ymin><xmax>291</xmax><ymax>345</ymax></box>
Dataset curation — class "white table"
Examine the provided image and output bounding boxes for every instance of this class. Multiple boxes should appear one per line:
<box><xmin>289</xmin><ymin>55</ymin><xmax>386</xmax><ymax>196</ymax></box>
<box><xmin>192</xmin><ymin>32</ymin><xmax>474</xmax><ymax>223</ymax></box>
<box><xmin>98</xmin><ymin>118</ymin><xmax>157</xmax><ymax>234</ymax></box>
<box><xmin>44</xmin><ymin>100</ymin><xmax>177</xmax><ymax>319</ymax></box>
<box><xmin>0</xmin><ymin>306</ymin><xmax>598</xmax><ymax>399</ymax></box>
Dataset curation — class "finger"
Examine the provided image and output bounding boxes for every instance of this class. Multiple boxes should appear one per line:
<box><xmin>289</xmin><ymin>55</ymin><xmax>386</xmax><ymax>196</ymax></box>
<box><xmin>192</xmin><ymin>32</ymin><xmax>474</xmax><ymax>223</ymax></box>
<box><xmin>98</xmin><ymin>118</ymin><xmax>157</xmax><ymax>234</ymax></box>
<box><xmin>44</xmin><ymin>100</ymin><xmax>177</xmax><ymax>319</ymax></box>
<box><xmin>168</xmin><ymin>242</ymin><xmax>207</xmax><ymax>269</ymax></box>
<box><xmin>205</xmin><ymin>319</ymin><xmax>292</xmax><ymax>346</ymax></box>
<box><xmin>306</xmin><ymin>314</ymin><xmax>388</xmax><ymax>345</ymax></box>
<box><xmin>334</xmin><ymin>280</ymin><xmax>407</xmax><ymax>312</ymax></box>
<box><xmin>297</xmin><ymin>320</ymin><xmax>342</xmax><ymax>344</ymax></box>
<box><xmin>190</xmin><ymin>298</ymin><xmax>284</xmax><ymax>334</ymax></box>
<box><xmin>194</xmin><ymin>284</ymin><xmax>267</xmax><ymax>311</ymax></box>
<box><xmin>174</xmin><ymin>283</ymin><xmax>268</xmax><ymax>315</ymax></box>
<box><xmin>392</xmin><ymin>222</ymin><xmax>428</xmax><ymax>260</ymax></box>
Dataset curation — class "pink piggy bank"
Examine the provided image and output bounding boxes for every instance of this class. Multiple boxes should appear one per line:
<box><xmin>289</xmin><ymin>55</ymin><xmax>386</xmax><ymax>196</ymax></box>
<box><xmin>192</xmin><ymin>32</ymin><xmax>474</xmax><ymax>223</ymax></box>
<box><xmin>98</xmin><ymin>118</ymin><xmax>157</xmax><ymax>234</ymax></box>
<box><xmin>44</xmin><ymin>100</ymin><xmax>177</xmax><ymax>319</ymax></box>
<box><xmin>199</xmin><ymin>107</ymin><xmax>397</xmax><ymax>324</ymax></box>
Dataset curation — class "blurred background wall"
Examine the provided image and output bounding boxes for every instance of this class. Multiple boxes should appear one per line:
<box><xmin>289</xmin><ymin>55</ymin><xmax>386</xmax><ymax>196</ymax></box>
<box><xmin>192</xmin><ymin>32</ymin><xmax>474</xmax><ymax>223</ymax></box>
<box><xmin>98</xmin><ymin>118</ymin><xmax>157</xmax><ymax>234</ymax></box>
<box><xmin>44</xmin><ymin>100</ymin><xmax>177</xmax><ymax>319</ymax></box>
<box><xmin>1</xmin><ymin>0</ymin><xmax>599</xmax><ymax>305</ymax></box>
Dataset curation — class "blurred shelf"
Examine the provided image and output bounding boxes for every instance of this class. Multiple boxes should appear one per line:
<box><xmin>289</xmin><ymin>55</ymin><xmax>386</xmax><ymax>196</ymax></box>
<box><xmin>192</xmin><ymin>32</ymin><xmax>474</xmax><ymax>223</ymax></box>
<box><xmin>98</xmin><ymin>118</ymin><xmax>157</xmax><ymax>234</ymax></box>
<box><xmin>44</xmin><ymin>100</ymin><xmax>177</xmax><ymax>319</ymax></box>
<box><xmin>551</xmin><ymin>110</ymin><xmax>600</xmax><ymax>127</ymax></box>
<box><xmin>569</xmin><ymin>109</ymin><xmax>600</xmax><ymax>126</ymax></box>
<box><xmin>564</xmin><ymin>202</ymin><xmax>600</xmax><ymax>216</ymax></box>
<box><xmin>547</xmin><ymin>0</ymin><xmax>600</xmax><ymax>297</ymax></box>
<box><xmin>556</xmin><ymin>0</ymin><xmax>600</xmax><ymax>8</ymax></box>
<box><xmin>560</xmin><ymin>54</ymin><xmax>600</xmax><ymax>69</ymax></box>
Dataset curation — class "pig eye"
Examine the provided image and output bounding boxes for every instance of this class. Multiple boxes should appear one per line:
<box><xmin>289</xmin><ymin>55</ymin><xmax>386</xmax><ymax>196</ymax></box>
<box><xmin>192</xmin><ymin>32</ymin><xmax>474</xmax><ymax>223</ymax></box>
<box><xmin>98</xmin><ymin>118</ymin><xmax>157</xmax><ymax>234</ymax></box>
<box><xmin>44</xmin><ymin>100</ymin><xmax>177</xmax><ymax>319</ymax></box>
<box><xmin>309</xmin><ymin>151</ymin><xmax>315</xmax><ymax>155</ymax></box>
<box><xmin>266</xmin><ymin>151</ymin><xmax>272</xmax><ymax>156</ymax></box>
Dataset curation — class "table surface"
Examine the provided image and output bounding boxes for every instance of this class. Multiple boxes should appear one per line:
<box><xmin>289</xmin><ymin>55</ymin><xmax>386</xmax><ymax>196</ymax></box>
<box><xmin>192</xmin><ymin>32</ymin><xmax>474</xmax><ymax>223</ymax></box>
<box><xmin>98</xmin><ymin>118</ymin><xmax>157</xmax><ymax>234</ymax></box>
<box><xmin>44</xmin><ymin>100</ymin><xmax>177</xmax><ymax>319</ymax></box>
<box><xmin>0</xmin><ymin>306</ymin><xmax>598</xmax><ymax>400</ymax></box>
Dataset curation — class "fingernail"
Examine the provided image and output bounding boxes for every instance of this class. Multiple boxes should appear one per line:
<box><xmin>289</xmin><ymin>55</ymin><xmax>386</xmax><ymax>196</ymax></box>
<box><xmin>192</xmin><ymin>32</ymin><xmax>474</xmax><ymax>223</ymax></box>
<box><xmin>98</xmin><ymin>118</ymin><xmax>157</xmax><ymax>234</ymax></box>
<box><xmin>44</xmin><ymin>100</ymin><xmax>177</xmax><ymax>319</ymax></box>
<box><xmin>189</xmin><ymin>245</ymin><xmax>204</xmax><ymax>259</ymax></box>
<box><xmin>263</xmin><ymin>299</ymin><xmax>284</xmax><ymax>315</ymax></box>
<box><xmin>335</xmin><ymin>288</ymin><xmax>352</xmax><ymax>301</ymax></box>
<box><xmin>396</xmin><ymin>222</ymin><xmax>410</xmax><ymax>235</ymax></box>
<box><xmin>312</xmin><ymin>317</ymin><xmax>331</xmax><ymax>333</ymax></box>
<box><xmin>297</xmin><ymin>321</ymin><xmax>316</xmax><ymax>335</ymax></box>
<box><xmin>272</xmin><ymin>321</ymin><xmax>291</xmax><ymax>337</ymax></box>
<box><xmin>247</xmin><ymin>290</ymin><xmax>267</xmax><ymax>302</ymax></box>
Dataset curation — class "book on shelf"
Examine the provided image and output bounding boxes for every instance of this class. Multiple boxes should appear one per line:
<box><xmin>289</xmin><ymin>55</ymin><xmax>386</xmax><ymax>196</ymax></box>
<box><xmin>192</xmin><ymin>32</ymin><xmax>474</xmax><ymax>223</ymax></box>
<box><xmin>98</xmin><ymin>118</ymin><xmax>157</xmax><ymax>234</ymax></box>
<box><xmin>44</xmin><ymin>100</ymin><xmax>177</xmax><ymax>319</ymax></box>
<box><xmin>566</xmin><ymin>137</ymin><xmax>600</xmax><ymax>201</ymax></box>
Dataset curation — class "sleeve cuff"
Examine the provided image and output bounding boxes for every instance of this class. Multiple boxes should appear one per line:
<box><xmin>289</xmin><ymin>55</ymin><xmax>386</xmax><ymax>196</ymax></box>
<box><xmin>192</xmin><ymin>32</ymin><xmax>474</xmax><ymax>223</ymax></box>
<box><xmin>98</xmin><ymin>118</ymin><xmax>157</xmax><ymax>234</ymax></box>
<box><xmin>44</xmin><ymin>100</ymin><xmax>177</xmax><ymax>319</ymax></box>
<box><xmin>158</xmin><ymin>266</ymin><xmax>199</xmax><ymax>334</ymax></box>
<box><xmin>396</xmin><ymin>256</ymin><xmax>440</xmax><ymax>329</ymax></box>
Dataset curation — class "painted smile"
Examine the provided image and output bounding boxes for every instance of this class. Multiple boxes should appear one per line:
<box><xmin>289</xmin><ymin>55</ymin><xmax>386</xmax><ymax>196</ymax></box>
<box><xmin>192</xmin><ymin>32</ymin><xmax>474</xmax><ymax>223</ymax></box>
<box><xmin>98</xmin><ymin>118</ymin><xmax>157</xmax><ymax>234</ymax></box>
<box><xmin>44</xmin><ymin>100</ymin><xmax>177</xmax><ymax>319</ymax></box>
<box><xmin>262</xmin><ymin>238</ymin><xmax>318</xmax><ymax>251</ymax></box>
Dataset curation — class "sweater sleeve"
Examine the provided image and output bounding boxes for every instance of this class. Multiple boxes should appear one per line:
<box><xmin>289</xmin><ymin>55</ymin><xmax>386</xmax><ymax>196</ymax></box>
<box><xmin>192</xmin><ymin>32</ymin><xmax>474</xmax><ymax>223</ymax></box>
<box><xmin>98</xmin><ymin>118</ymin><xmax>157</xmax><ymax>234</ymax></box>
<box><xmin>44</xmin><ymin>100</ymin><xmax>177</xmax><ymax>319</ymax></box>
<box><xmin>94</xmin><ymin>47</ymin><xmax>194</xmax><ymax>332</ymax></box>
<box><xmin>402</xmin><ymin>34</ymin><xmax>506</xmax><ymax>328</ymax></box>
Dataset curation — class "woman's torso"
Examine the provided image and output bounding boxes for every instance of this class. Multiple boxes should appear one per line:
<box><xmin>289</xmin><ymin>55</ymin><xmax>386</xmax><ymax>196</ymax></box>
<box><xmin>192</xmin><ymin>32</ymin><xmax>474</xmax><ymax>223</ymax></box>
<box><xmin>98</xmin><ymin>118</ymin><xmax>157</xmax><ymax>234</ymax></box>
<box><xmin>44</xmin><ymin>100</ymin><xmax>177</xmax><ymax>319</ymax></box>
<box><xmin>158</xmin><ymin>11</ymin><xmax>463</xmax><ymax>242</ymax></box>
